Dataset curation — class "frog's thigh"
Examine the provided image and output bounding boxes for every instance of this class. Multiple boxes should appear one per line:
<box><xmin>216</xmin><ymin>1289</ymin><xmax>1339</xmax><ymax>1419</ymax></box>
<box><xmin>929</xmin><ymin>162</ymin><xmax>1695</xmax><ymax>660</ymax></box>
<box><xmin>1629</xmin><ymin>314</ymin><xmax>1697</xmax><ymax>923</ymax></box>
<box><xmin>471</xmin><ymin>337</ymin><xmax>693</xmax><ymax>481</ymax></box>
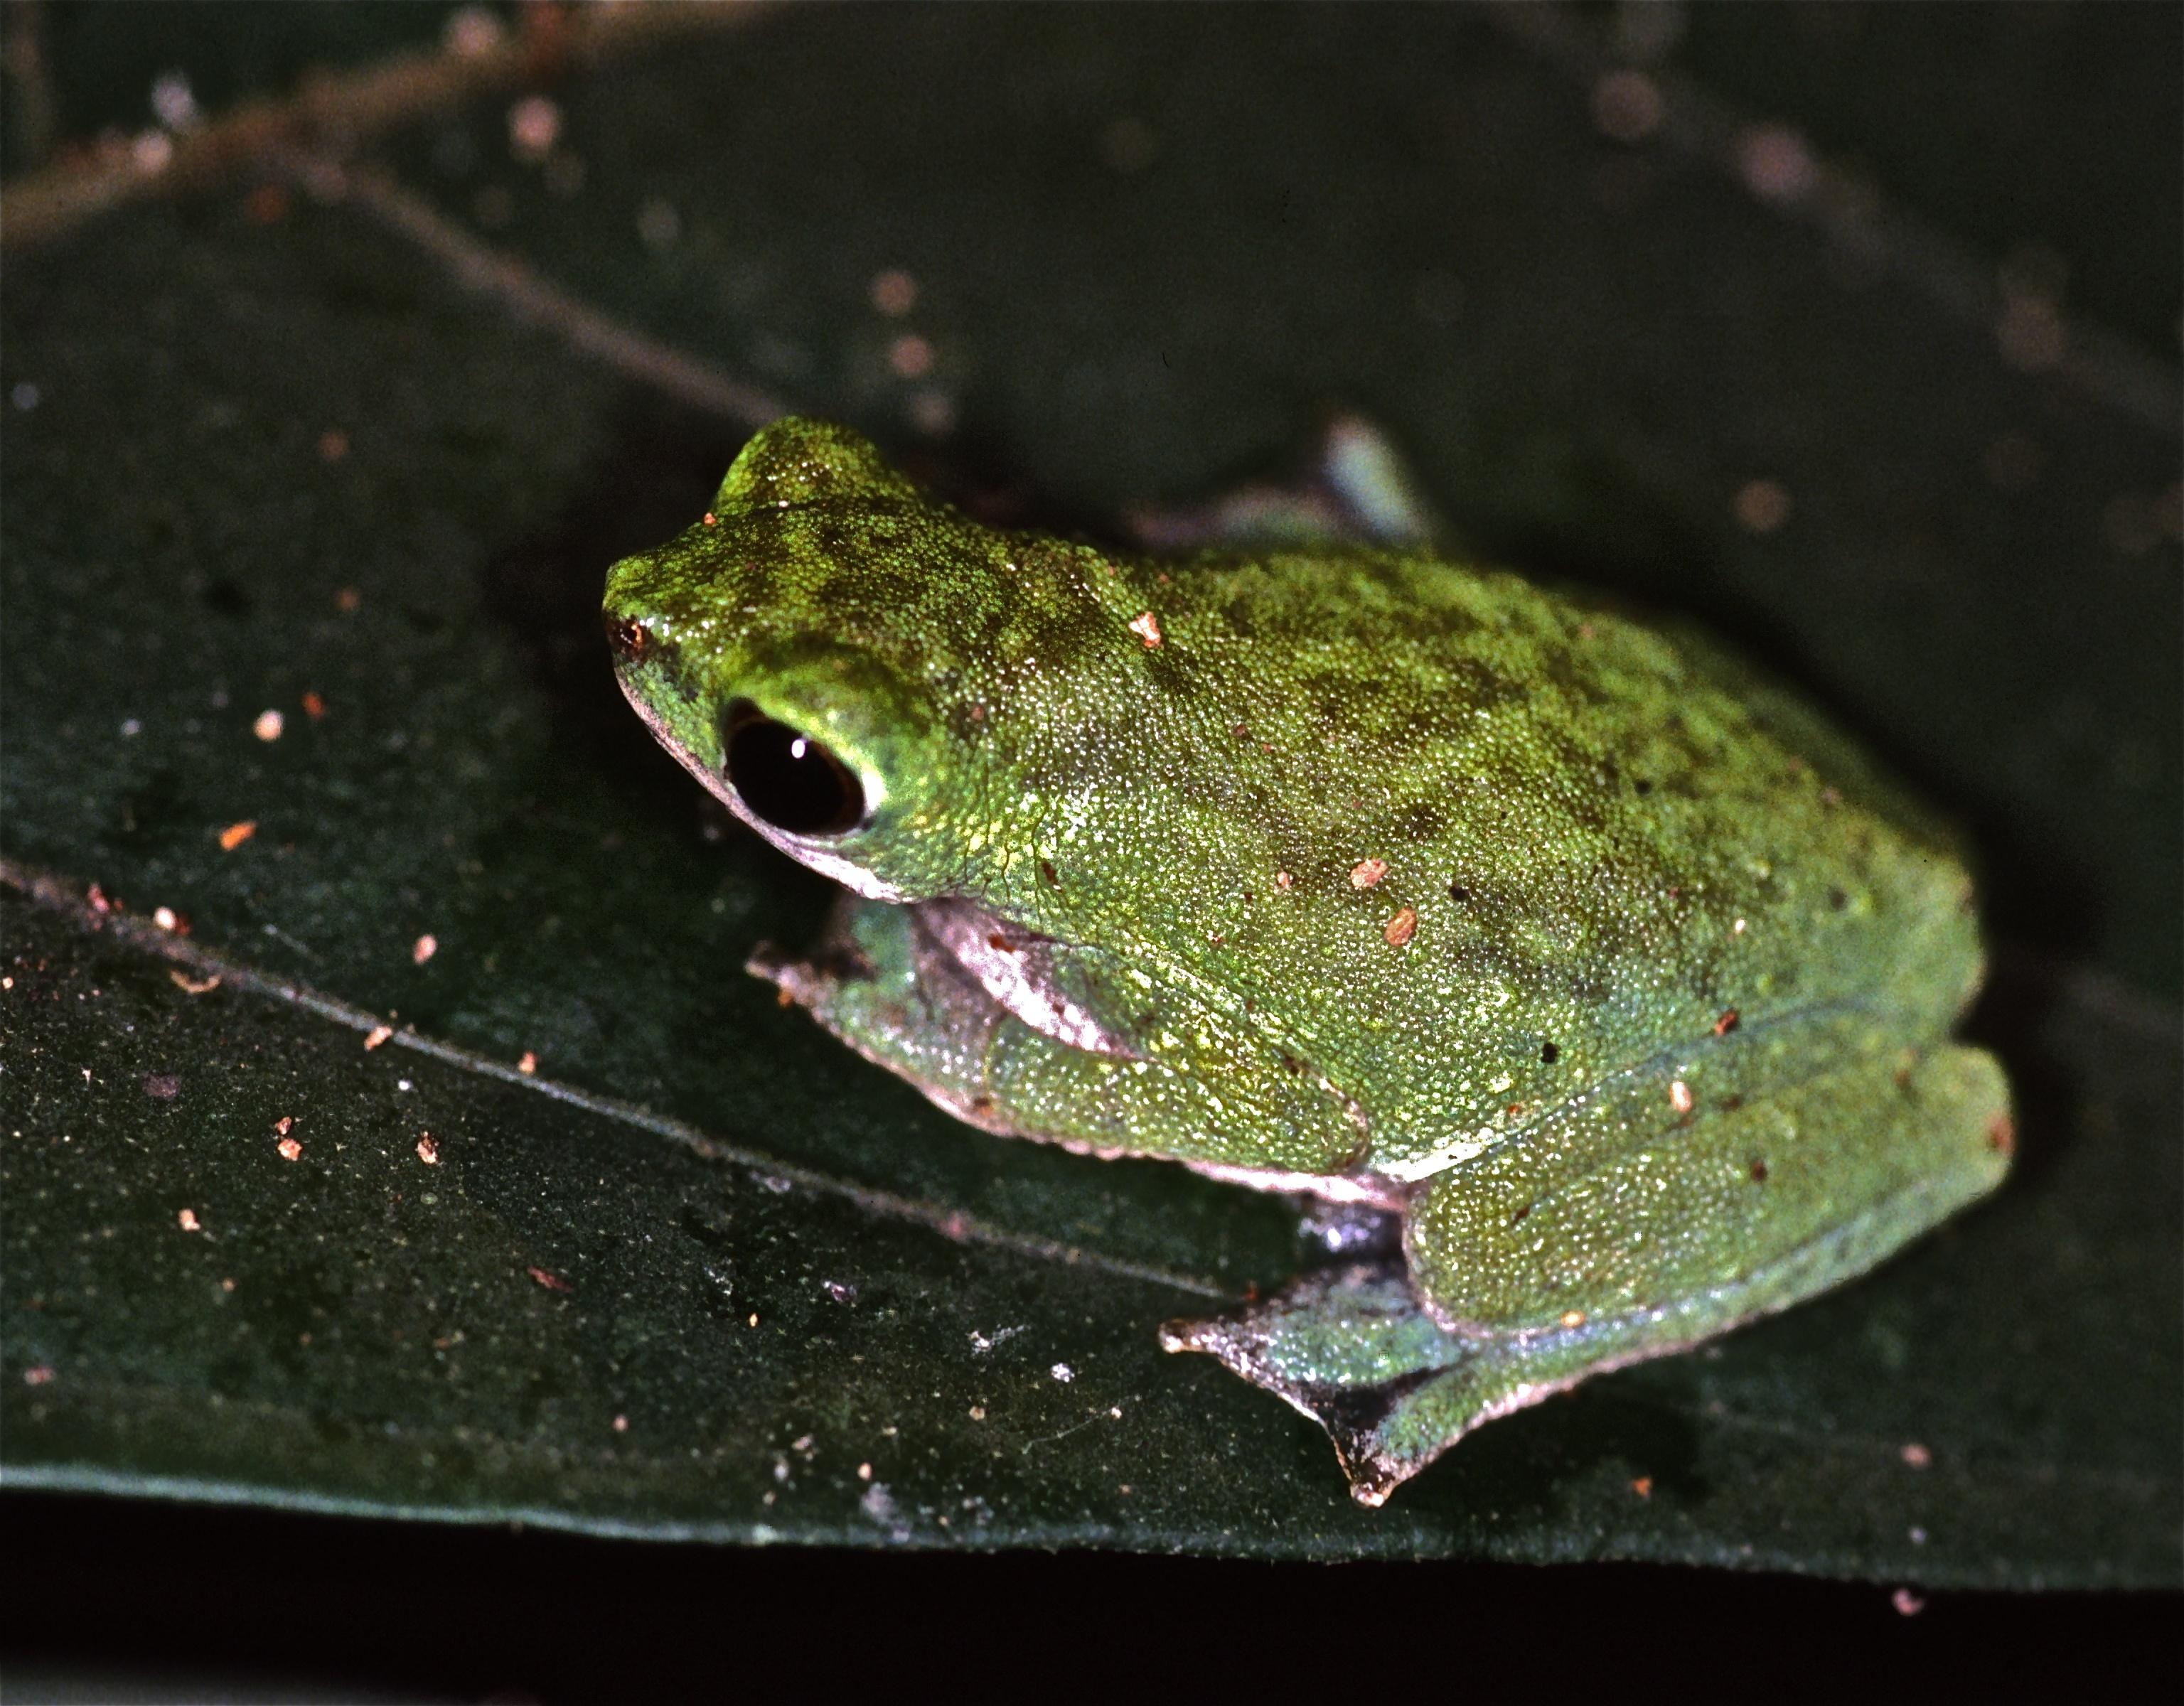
<box><xmin>1167</xmin><ymin>1044</ymin><xmax>2008</xmax><ymax>1505</ymax></box>
<box><xmin>757</xmin><ymin>896</ymin><xmax>1364</xmax><ymax>1174</ymax></box>
<box><xmin>1407</xmin><ymin>1042</ymin><xmax>2013</xmax><ymax>1339</ymax></box>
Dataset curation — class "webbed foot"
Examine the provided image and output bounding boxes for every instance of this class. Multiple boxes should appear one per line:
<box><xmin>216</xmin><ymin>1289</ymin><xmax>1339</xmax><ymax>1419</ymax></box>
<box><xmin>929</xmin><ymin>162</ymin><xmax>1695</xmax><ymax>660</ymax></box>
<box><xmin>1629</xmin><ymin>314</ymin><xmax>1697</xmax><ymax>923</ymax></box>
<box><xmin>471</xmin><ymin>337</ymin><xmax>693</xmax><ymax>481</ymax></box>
<box><xmin>1161</xmin><ymin>1264</ymin><xmax>1543</xmax><ymax>1507</ymax></box>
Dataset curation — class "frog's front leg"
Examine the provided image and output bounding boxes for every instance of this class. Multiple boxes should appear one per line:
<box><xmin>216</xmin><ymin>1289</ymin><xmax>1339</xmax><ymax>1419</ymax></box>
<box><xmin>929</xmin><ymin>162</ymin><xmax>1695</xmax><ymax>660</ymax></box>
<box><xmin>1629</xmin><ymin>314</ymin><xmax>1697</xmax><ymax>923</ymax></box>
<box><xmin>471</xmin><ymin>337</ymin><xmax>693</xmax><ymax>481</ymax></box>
<box><xmin>1165</xmin><ymin>1040</ymin><xmax>2011</xmax><ymax>1505</ymax></box>
<box><xmin>752</xmin><ymin>893</ymin><xmax>1375</xmax><ymax>1178</ymax></box>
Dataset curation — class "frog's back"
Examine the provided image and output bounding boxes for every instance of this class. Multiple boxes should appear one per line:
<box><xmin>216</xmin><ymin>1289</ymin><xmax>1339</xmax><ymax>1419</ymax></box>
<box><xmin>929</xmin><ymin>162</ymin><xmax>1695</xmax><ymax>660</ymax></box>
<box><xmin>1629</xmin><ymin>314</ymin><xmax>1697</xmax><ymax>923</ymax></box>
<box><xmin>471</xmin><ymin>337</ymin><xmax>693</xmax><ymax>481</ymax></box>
<box><xmin>1011</xmin><ymin>544</ymin><xmax>1984</xmax><ymax>1176</ymax></box>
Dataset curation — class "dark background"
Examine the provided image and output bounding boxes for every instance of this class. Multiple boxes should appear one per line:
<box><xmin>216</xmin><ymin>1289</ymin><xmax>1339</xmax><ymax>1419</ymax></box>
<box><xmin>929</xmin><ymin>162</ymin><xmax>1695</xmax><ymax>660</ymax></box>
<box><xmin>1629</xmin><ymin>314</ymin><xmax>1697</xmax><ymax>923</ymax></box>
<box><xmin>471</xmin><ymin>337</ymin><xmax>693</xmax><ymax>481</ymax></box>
<box><xmin>4</xmin><ymin>2</ymin><xmax>2178</xmax><ymax>1697</ymax></box>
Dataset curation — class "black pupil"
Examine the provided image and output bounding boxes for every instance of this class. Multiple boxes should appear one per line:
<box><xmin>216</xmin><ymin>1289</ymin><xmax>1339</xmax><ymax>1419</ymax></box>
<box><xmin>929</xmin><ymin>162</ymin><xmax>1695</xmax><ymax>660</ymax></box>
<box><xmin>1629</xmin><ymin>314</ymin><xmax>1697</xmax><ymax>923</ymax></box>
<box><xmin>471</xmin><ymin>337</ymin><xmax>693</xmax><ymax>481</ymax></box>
<box><xmin>724</xmin><ymin>702</ymin><xmax>865</xmax><ymax>836</ymax></box>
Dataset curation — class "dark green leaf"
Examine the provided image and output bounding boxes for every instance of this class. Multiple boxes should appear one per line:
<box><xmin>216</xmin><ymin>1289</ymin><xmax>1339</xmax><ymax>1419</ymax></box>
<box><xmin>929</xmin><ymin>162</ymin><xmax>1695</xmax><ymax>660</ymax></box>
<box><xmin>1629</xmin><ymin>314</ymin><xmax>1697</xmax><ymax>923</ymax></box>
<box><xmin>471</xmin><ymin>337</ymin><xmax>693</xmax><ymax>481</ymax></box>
<box><xmin>3</xmin><ymin>3</ymin><xmax>2176</xmax><ymax>1584</ymax></box>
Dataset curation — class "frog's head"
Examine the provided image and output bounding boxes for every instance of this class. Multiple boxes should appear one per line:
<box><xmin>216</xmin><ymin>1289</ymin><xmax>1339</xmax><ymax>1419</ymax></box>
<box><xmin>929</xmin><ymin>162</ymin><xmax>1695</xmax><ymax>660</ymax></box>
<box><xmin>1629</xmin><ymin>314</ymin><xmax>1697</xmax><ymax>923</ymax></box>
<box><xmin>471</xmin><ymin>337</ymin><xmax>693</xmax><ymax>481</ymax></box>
<box><xmin>604</xmin><ymin>418</ymin><xmax>1110</xmax><ymax>904</ymax></box>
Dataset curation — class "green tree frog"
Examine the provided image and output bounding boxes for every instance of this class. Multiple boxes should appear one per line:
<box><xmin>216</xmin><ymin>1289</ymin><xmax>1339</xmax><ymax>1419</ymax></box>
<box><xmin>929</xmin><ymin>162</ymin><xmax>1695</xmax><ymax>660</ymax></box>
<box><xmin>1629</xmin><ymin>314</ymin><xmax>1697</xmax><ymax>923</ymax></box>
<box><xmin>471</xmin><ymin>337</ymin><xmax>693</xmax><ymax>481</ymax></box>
<box><xmin>603</xmin><ymin>418</ymin><xmax>2012</xmax><ymax>1504</ymax></box>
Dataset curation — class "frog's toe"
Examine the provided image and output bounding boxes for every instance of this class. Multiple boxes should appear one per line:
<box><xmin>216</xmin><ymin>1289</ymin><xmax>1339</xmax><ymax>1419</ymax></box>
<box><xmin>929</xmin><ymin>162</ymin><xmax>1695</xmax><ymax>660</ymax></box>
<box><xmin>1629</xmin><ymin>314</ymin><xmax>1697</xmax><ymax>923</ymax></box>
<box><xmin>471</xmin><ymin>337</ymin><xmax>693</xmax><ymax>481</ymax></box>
<box><xmin>1123</xmin><ymin>413</ymin><xmax>1445</xmax><ymax>554</ymax></box>
<box><xmin>1160</xmin><ymin>1265</ymin><xmax>1479</xmax><ymax>1506</ymax></box>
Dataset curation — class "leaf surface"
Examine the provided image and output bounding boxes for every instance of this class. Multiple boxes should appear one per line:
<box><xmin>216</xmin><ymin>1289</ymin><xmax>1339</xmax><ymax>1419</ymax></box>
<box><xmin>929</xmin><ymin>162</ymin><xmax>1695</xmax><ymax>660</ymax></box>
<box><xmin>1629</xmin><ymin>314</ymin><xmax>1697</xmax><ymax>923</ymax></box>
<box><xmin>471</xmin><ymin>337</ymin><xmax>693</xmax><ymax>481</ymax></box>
<box><xmin>3</xmin><ymin>2</ymin><xmax>2176</xmax><ymax>1584</ymax></box>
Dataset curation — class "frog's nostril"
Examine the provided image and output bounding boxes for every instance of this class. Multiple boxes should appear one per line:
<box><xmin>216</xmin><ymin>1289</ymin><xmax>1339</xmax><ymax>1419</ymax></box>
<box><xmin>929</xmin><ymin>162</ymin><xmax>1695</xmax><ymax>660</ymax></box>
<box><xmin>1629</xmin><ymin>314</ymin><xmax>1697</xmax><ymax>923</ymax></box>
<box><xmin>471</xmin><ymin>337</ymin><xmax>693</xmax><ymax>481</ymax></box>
<box><xmin>605</xmin><ymin>613</ymin><xmax>651</xmax><ymax>659</ymax></box>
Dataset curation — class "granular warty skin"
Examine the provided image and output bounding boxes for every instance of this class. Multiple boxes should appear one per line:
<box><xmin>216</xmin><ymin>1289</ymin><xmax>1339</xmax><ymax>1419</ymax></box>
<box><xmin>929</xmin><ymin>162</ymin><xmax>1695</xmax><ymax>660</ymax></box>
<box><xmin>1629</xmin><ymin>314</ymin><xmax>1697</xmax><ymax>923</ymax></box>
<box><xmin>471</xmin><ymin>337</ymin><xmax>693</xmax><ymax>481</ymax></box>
<box><xmin>604</xmin><ymin>417</ymin><xmax>2012</xmax><ymax>1503</ymax></box>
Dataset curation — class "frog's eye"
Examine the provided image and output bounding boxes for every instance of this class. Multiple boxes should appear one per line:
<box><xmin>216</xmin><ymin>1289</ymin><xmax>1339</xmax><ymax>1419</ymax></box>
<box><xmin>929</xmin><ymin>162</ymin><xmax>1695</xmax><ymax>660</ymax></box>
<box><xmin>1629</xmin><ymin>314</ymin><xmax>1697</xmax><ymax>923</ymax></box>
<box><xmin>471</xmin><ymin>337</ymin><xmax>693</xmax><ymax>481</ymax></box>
<box><xmin>724</xmin><ymin>700</ymin><xmax>868</xmax><ymax>837</ymax></box>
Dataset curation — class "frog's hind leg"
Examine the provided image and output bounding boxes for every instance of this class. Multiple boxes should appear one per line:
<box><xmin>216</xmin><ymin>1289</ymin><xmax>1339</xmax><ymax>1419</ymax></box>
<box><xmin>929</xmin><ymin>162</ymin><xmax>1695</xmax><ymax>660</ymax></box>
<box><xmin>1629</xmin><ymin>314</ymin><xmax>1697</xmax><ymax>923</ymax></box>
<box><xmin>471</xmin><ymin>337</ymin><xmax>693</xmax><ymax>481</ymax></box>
<box><xmin>1159</xmin><ymin>1264</ymin><xmax>1479</xmax><ymax>1506</ymax></box>
<box><xmin>1165</xmin><ymin>1041</ymin><xmax>2012</xmax><ymax>1505</ymax></box>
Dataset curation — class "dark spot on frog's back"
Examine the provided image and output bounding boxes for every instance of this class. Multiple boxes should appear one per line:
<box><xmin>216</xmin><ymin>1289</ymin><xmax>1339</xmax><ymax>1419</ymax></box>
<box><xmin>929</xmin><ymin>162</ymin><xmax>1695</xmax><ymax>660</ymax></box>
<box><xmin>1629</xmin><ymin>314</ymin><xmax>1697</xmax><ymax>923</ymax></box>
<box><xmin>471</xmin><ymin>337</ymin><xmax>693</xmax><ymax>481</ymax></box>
<box><xmin>1141</xmin><ymin>645</ymin><xmax>1199</xmax><ymax>699</ymax></box>
<box><xmin>1394</xmin><ymin>799</ymin><xmax>1445</xmax><ymax>843</ymax></box>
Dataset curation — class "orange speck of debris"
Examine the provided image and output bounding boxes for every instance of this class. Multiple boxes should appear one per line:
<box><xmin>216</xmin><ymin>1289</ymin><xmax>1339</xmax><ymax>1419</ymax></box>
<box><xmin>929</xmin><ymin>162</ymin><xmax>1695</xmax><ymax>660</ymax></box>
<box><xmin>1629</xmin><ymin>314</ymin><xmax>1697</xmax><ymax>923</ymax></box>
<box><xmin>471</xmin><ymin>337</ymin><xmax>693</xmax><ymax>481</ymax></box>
<box><xmin>1383</xmin><ymin>907</ymin><xmax>1418</xmax><ymax>948</ymax></box>
<box><xmin>277</xmin><ymin>1137</ymin><xmax>303</xmax><ymax>1162</ymax></box>
<box><xmin>177</xmin><ymin>1208</ymin><xmax>201</xmax><ymax>1233</ymax></box>
<box><xmin>1734</xmin><ymin>478</ymin><xmax>1792</xmax><ymax>534</ymax></box>
<box><xmin>412</xmin><ymin>934</ymin><xmax>438</xmax><ymax>966</ymax></box>
<box><xmin>888</xmin><ymin>333</ymin><xmax>934</xmax><ymax>379</ymax></box>
<box><xmin>613</xmin><ymin>1415</ymin><xmax>630</xmax><ymax>1433</ymax></box>
<box><xmin>274</xmin><ymin>1116</ymin><xmax>294</xmax><ymax>1136</ymax></box>
<box><xmin>1127</xmin><ymin>610</ymin><xmax>1164</xmax><ymax>648</ymax></box>
<box><xmin>170</xmin><ymin>970</ymin><xmax>221</xmax><ymax>995</ymax></box>
<box><xmin>528</xmin><ymin>1266</ymin><xmax>572</xmax><ymax>1293</ymax></box>
<box><xmin>1713</xmin><ymin>1008</ymin><xmax>1740</xmax><ymax>1036</ymax></box>
<box><xmin>703</xmin><ymin>512</ymin><xmax>717</xmax><ymax>525</ymax></box>
<box><xmin>1349</xmin><ymin>858</ymin><xmax>1388</xmax><ymax>889</ymax></box>
<box><xmin>1900</xmin><ymin>1441</ymin><xmax>1932</xmax><ymax>1469</ymax></box>
<box><xmin>23</xmin><ymin>1366</ymin><xmax>55</xmax><ymax>1387</ymax></box>
<box><xmin>219</xmin><ymin>820</ymin><xmax>257</xmax><ymax>852</ymax></box>
<box><xmin>1986</xmin><ymin>1114</ymin><xmax>2016</xmax><ymax>1157</ymax></box>
<box><xmin>518</xmin><ymin>1051</ymin><xmax>538</xmax><ymax>1075</ymax></box>
<box><xmin>416</xmin><ymin>1135</ymin><xmax>439</xmax><ymax>1165</ymax></box>
<box><xmin>870</xmin><ymin>269</ymin><xmax>917</xmax><ymax>316</ymax></box>
<box><xmin>301</xmin><ymin>691</ymin><xmax>327</xmax><ymax>719</ymax></box>
<box><xmin>363</xmin><ymin>1025</ymin><xmax>394</xmax><ymax>1051</ymax></box>
<box><xmin>336</xmin><ymin>587</ymin><xmax>361</xmax><ymax>612</ymax></box>
<box><xmin>153</xmin><ymin>906</ymin><xmax>183</xmax><ymax>932</ymax></box>
<box><xmin>1669</xmin><ymin>1079</ymin><xmax>1694</xmax><ymax>1115</ymax></box>
<box><xmin>1274</xmin><ymin>870</ymin><xmax>1294</xmax><ymax>891</ymax></box>
<box><xmin>253</xmin><ymin>709</ymin><xmax>284</xmax><ymax>742</ymax></box>
<box><xmin>1558</xmin><ymin>1309</ymin><xmax>1587</xmax><ymax>1329</ymax></box>
<box><xmin>1631</xmin><ymin>1476</ymin><xmax>1654</xmax><ymax>1498</ymax></box>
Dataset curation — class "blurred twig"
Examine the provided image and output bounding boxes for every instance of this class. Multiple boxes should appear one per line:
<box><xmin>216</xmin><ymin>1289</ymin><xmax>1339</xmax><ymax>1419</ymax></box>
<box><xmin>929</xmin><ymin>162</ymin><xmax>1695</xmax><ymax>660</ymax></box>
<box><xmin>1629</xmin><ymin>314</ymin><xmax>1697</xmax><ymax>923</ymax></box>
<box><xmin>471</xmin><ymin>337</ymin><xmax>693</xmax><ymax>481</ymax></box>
<box><xmin>0</xmin><ymin>1</ymin><xmax>767</xmax><ymax>252</ymax></box>
<box><xmin>310</xmin><ymin>156</ymin><xmax>783</xmax><ymax>426</ymax></box>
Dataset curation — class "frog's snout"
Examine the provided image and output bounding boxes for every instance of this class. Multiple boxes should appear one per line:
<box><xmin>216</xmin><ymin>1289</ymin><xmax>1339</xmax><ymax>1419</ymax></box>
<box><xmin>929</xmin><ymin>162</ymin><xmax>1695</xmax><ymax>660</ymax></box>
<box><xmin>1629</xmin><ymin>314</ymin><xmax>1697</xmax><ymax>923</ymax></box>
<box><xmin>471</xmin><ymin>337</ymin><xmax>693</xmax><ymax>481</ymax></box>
<box><xmin>604</xmin><ymin>609</ymin><xmax>652</xmax><ymax>663</ymax></box>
